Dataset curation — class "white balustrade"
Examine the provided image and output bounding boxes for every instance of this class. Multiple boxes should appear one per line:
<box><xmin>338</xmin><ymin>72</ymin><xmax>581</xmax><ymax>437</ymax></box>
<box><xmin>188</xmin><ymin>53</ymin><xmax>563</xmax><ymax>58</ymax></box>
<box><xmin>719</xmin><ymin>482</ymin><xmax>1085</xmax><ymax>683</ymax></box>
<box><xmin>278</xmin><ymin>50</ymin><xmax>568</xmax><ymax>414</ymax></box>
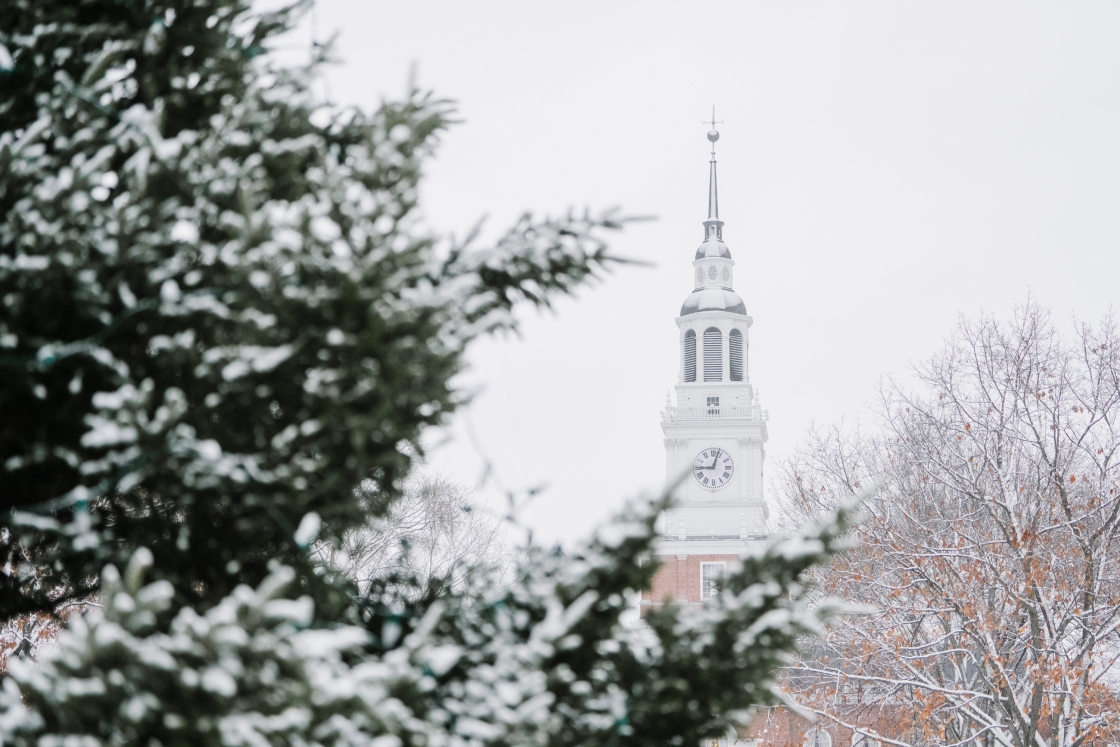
<box><xmin>663</xmin><ymin>405</ymin><xmax>758</xmax><ymax>421</ymax></box>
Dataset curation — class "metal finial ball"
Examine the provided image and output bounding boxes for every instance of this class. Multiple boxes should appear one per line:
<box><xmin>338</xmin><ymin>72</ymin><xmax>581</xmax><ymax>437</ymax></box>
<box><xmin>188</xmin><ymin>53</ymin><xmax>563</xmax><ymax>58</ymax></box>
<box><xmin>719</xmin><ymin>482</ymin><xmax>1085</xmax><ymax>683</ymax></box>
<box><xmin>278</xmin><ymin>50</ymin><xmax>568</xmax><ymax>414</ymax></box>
<box><xmin>707</xmin><ymin>129</ymin><xmax>720</xmax><ymax>143</ymax></box>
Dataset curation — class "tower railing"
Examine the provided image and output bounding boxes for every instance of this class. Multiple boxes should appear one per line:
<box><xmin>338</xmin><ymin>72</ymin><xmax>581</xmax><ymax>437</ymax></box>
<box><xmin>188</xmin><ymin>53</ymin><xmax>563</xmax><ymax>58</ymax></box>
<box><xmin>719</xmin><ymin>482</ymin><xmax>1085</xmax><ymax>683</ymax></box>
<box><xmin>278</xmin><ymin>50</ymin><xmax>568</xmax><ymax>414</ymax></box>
<box><xmin>663</xmin><ymin>405</ymin><xmax>759</xmax><ymax>421</ymax></box>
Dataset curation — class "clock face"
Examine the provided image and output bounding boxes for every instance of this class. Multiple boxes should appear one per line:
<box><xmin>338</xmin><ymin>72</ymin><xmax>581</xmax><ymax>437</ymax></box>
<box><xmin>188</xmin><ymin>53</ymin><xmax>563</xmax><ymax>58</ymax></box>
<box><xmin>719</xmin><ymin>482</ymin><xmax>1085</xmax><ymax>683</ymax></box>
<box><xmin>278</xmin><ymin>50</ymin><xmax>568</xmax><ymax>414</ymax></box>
<box><xmin>693</xmin><ymin>447</ymin><xmax>734</xmax><ymax>490</ymax></box>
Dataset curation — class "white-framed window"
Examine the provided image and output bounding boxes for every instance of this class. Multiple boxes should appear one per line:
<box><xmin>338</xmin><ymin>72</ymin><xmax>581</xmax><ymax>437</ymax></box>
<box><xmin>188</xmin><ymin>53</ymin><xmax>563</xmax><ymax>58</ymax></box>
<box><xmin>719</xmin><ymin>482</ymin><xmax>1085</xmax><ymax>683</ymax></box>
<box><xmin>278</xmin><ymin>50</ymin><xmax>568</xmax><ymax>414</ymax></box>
<box><xmin>706</xmin><ymin>396</ymin><xmax>720</xmax><ymax>407</ymax></box>
<box><xmin>804</xmin><ymin>729</ymin><xmax>832</xmax><ymax>747</ymax></box>
<box><xmin>700</xmin><ymin>562</ymin><xmax>725</xmax><ymax>599</ymax></box>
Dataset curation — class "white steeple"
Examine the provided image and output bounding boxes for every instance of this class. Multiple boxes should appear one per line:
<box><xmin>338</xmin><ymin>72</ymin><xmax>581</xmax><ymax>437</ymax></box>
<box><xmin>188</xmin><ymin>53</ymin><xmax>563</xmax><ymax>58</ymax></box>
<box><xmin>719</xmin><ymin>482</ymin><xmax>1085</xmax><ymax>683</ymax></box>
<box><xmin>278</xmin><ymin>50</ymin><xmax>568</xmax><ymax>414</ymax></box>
<box><xmin>658</xmin><ymin>114</ymin><xmax>769</xmax><ymax>551</ymax></box>
<box><xmin>642</xmin><ymin>113</ymin><xmax>770</xmax><ymax>614</ymax></box>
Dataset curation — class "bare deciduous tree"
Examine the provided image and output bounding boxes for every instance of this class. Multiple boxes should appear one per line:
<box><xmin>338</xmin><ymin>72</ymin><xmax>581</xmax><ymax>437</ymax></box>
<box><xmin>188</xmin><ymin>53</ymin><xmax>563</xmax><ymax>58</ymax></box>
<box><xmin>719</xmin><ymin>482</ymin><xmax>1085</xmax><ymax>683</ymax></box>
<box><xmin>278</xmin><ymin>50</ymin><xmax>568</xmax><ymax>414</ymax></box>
<box><xmin>0</xmin><ymin>530</ymin><xmax>92</xmax><ymax>673</ymax></box>
<box><xmin>0</xmin><ymin>614</ymin><xmax>57</xmax><ymax>672</ymax></box>
<box><xmin>317</xmin><ymin>474</ymin><xmax>508</xmax><ymax>596</ymax></box>
<box><xmin>780</xmin><ymin>305</ymin><xmax>1120</xmax><ymax>747</ymax></box>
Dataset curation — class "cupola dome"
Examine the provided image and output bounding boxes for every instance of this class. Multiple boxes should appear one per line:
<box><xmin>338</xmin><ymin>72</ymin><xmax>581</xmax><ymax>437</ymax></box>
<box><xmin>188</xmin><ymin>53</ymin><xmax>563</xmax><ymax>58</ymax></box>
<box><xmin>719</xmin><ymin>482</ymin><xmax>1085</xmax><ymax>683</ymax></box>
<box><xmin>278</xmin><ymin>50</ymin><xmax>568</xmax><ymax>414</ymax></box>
<box><xmin>695</xmin><ymin>239</ymin><xmax>732</xmax><ymax>260</ymax></box>
<box><xmin>680</xmin><ymin>287</ymin><xmax>747</xmax><ymax>317</ymax></box>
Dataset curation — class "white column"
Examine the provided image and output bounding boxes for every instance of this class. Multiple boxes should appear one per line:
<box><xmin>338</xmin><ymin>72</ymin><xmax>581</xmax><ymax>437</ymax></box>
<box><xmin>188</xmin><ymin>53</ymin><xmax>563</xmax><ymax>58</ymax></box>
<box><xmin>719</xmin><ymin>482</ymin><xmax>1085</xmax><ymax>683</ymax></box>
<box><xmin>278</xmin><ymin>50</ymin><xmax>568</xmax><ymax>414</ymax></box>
<box><xmin>737</xmin><ymin>438</ymin><xmax>747</xmax><ymax>500</ymax></box>
<box><xmin>758</xmin><ymin>443</ymin><xmax>766</xmax><ymax>501</ymax></box>
<box><xmin>677</xmin><ymin>331</ymin><xmax>684</xmax><ymax>382</ymax></box>
<box><xmin>722</xmin><ymin>325</ymin><xmax>731</xmax><ymax>382</ymax></box>
<box><xmin>664</xmin><ymin>439</ymin><xmax>674</xmax><ymax>487</ymax></box>
<box><xmin>679</xmin><ymin>440</ymin><xmax>690</xmax><ymax>501</ymax></box>
<box><xmin>698</xmin><ymin>328</ymin><xmax>707</xmax><ymax>382</ymax></box>
<box><xmin>757</xmin><ymin>439</ymin><xmax>766</xmax><ymax>501</ymax></box>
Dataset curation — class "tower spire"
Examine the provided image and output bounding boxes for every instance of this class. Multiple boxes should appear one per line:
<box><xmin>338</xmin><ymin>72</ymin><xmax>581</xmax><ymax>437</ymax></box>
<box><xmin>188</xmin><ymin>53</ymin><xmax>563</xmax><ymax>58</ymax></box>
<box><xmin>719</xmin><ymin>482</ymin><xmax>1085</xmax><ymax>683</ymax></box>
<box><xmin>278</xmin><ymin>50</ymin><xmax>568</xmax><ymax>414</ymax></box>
<box><xmin>703</xmin><ymin>106</ymin><xmax>724</xmax><ymax>240</ymax></box>
<box><xmin>705</xmin><ymin>106</ymin><xmax>722</xmax><ymax>221</ymax></box>
<box><xmin>708</xmin><ymin>155</ymin><xmax>719</xmax><ymax>221</ymax></box>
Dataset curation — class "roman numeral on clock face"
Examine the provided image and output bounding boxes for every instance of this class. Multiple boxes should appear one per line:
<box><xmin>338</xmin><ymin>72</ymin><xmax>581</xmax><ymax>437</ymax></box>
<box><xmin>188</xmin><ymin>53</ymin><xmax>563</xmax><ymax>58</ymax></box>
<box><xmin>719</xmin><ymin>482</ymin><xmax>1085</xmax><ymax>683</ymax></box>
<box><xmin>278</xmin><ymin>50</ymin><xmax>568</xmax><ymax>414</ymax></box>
<box><xmin>692</xmin><ymin>447</ymin><xmax>735</xmax><ymax>490</ymax></box>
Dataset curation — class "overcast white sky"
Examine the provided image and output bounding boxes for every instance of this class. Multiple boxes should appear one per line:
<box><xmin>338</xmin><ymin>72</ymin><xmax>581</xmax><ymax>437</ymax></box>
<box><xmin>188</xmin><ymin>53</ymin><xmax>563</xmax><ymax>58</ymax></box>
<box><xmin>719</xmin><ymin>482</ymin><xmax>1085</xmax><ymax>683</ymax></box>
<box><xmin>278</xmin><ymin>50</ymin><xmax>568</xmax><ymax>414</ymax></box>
<box><xmin>294</xmin><ymin>2</ymin><xmax>1120</xmax><ymax>545</ymax></box>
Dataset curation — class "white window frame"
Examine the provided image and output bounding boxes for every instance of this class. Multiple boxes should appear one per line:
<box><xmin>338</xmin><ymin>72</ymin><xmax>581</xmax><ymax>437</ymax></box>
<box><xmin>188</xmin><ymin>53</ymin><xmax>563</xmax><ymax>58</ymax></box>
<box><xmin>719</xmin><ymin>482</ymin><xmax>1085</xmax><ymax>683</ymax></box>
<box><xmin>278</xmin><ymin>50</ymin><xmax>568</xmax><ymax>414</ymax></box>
<box><xmin>804</xmin><ymin>729</ymin><xmax>832</xmax><ymax>747</ymax></box>
<box><xmin>700</xmin><ymin>562</ymin><xmax>725</xmax><ymax>600</ymax></box>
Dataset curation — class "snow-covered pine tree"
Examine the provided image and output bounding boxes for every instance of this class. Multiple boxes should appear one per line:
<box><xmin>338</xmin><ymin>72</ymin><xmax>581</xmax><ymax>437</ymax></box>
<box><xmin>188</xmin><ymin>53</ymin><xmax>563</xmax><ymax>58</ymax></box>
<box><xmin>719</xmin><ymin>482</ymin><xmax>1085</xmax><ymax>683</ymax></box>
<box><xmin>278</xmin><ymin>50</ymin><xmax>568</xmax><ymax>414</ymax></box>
<box><xmin>1</xmin><ymin>498</ymin><xmax>850</xmax><ymax>747</ymax></box>
<box><xmin>0</xmin><ymin>1</ymin><xmax>849</xmax><ymax>745</ymax></box>
<box><xmin>0</xmin><ymin>0</ymin><xmax>620</xmax><ymax>620</ymax></box>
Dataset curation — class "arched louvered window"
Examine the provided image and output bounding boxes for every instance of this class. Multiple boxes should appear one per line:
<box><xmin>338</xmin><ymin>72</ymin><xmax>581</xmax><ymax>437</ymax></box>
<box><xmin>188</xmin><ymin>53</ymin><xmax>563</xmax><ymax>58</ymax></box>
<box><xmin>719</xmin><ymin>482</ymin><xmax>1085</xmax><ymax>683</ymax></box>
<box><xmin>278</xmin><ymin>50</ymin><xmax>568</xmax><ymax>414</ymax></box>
<box><xmin>683</xmin><ymin>330</ymin><xmax>696</xmax><ymax>383</ymax></box>
<box><xmin>729</xmin><ymin>328</ymin><xmax>743</xmax><ymax>381</ymax></box>
<box><xmin>703</xmin><ymin>327</ymin><xmax>722</xmax><ymax>382</ymax></box>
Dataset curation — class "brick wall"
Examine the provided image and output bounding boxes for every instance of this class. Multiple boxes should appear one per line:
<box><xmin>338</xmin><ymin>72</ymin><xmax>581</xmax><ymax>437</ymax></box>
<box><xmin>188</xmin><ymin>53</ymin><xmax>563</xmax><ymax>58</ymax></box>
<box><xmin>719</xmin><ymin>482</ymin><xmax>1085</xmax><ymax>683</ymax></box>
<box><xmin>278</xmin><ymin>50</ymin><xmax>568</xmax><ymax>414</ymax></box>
<box><xmin>641</xmin><ymin>553</ymin><xmax>741</xmax><ymax>610</ymax></box>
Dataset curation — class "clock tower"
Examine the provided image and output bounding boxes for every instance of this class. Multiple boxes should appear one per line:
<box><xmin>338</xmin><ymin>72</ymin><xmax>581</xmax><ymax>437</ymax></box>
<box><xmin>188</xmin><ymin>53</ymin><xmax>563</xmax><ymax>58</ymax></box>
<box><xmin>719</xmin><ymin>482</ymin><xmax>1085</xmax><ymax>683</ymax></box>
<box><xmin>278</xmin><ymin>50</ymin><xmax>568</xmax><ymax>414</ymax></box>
<box><xmin>642</xmin><ymin>120</ymin><xmax>770</xmax><ymax>612</ymax></box>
